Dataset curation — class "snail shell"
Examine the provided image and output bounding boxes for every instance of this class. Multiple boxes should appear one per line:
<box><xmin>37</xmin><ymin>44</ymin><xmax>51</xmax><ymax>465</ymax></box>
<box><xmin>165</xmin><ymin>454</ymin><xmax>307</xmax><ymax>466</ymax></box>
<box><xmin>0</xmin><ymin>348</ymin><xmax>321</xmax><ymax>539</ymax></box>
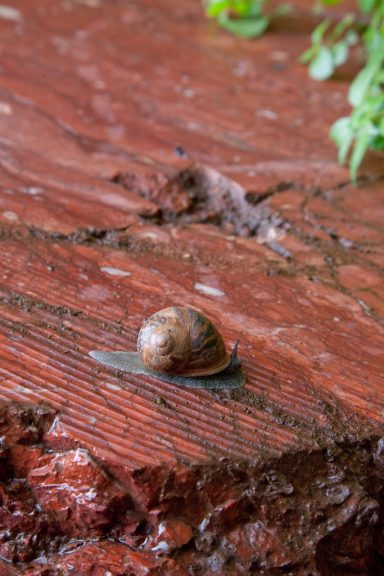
<box><xmin>137</xmin><ymin>307</ymin><xmax>230</xmax><ymax>376</ymax></box>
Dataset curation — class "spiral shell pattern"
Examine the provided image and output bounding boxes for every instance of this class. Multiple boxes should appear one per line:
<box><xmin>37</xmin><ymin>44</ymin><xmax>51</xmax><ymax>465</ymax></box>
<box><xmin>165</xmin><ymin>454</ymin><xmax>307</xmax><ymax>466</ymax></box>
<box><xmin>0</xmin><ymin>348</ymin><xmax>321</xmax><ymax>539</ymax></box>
<box><xmin>137</xmin><ymin>307</ymin><xmax>230</xmax><ymax>376</ymax></box>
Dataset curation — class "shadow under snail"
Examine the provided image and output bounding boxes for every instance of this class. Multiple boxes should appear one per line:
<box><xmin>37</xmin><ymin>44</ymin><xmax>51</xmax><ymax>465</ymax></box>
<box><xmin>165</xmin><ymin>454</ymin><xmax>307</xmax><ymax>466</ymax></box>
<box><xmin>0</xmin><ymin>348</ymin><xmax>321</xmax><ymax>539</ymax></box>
<box><xmin>89</xmin><ymin>306</ymin><xmax>245</xmax><ymax>389</ymax></box>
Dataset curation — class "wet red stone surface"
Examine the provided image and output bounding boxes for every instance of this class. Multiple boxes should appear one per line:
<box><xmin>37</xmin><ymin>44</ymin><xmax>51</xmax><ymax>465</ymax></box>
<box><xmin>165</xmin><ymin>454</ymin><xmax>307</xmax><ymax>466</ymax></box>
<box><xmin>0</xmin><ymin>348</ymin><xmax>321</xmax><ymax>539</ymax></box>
<box><xmin>0</xmin><ymin>0</ymin><xmax>383</xmax><ymax>574</ymax></box>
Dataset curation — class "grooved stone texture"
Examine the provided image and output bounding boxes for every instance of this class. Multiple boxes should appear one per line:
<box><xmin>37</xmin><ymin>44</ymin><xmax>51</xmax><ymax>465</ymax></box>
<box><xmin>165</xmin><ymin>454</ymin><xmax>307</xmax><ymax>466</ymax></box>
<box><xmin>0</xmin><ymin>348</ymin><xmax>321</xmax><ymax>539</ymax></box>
<box><xmin>0</xmin><ymin>0</ymin><xmax>383</xmax><ymax>574</ymax></box>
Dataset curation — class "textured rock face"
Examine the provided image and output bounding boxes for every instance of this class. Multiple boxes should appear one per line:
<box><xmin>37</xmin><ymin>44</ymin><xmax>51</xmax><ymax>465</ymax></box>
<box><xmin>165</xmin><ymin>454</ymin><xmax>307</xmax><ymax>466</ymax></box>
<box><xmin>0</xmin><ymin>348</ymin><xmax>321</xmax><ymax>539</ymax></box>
<box><xmin>0</xmin><ymin>402</ymin><xmax>384</xmax><ymax>575</ymax></box>
<box><xmin>0</xmin><ymin>0</ymin><xmax>383</xmax><ymax>574</ymax></box>
<box><xmin>27</xmin><ymin>448</ymin><xmax>130</xmax><ymax>536</ymax></box>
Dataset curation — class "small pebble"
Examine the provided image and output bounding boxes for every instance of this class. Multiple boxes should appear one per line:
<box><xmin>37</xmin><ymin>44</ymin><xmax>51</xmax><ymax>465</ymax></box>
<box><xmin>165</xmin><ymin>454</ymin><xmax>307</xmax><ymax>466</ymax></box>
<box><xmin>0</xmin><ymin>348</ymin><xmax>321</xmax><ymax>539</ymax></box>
<box><xmin>194</xmin><ymin>283</ymin><xmax>225</xmax><ymax>297</ymax></box>
<box><xmin>0</xmin><ymin>102</ymin><xmax>12</xmax><ymax>115</ymax></box>
<box><xmin>256</xmin><ymin>109</ymin><xmax>277</xmax><ymax>120</ymax></box>
<box><xmin>100</xmin><ymin>266</ymin><xmax>131</xmax><ymax>277</ymax></box>
<box><xmin>2</xmin><ymin>211</ymin><xmax>19</xmax><ymax>221</ymax></box>
<box><xmin>0</xmin><ymin>5</ymin><xmax>22</xmax><ymax>21</ymax></box>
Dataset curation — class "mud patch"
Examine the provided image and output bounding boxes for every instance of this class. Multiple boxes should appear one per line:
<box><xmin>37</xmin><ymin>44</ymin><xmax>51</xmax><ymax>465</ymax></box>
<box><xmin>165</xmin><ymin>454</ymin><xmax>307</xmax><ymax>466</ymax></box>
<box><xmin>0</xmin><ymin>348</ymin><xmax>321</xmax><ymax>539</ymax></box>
<box><xmin>111</xmin><ymin>163</ymin><xmax>290</xmax><ymax>240</ymax></box>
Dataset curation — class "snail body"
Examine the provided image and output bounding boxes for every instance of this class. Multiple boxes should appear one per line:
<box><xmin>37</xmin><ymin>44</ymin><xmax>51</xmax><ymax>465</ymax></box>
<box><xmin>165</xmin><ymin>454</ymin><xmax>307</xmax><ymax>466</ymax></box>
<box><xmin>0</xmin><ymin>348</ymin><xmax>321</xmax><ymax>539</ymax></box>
<box><xmin>137</xmin><ymin>307</ymin><xmax>230</xmax><ymax>376</ymax></box>
<box><xmin>89</xmin><ymin>306</ymin><xmax>244</xmax><ymax>389</ymax></box>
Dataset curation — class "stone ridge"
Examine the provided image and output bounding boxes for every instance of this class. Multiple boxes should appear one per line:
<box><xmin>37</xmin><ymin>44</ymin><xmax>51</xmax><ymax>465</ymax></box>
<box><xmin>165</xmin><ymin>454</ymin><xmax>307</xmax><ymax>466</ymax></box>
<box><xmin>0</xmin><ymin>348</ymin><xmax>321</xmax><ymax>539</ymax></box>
<box><xmin>0</xmin><ymin>402</ymin><xmax>383</xmax><ymax>574</ymax></box>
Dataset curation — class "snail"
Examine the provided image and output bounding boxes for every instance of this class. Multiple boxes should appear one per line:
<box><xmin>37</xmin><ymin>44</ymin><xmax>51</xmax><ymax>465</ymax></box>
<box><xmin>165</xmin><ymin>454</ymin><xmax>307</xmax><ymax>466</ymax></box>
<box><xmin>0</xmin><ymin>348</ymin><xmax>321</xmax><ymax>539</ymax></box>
<box><xmin>89</xmin><ymin>306</ymin><xmax>245</xmax><ymax>389</ymax></box>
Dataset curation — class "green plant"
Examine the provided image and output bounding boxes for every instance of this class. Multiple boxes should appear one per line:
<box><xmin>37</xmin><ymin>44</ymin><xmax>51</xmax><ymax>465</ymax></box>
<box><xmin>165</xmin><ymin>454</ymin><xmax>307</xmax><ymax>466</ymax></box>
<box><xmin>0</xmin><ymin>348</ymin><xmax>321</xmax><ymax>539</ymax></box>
<box><xmin>204</xmin><ymin>0</ymin><xmax>290</xmax><ymax>39</ymax></box>
<box><xmin>300</xmin><ymin>15</ymin><xmax>358</xmax><ymax>80</ymax></box>
<box><xmin>204</xmin><ymin>0</ymin><xmax>384</xmax><ymax>182</ymax></box>
<box><xmin>302</xmin><ymin>0</ymin><xmax>384</xmax><ymax>180</ymax></box>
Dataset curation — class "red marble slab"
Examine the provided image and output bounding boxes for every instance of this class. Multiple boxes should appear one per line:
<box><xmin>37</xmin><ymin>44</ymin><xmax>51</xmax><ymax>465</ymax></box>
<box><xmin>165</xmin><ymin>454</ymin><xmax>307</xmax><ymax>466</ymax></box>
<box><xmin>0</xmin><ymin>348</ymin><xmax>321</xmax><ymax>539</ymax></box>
<box><xmin>0</xmin><ymin>0</ymin><xmax>383</xmax><ymax>573</ymax></box>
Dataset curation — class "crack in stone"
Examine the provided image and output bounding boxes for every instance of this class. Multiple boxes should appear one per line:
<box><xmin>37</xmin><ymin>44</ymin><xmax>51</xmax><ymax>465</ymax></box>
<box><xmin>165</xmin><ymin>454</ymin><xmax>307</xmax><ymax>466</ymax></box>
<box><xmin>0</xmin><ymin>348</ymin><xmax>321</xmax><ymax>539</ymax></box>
<box><xmin>0</xmin><ymin>288</ymin><xmax>127</xmax><ymax>335</ymax></box>
<box><xmin>289</xmin><ymin>225</ymin><xmax>384</xmax><ymax>325</ymax></box>
<box><xmin>0</xmin><ymin>165</ymin><xmax>382</xmax><ymax>328</ymax></box>
<box><xmin>0</xmin><ymin>289</ymin><xmax>83</xmax><ymax>317</ymax></box>
<box><xmin>1</xmin><ymin>215</ymin><xmax>383</xmax><ymax>328</ymax></box>
<box><xmin>111</xmin><ymin>163</ymin><xmax>291</xmax><ymax>239</ymax></box>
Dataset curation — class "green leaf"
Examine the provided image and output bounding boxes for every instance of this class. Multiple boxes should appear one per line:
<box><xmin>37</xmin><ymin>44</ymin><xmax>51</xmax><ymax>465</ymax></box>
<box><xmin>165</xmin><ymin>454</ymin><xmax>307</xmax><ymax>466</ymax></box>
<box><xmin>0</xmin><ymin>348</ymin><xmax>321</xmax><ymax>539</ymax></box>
<box><xmin>348</xmin><ymin>53</ymin><xmax>383</xmax><ymax>106</ymax></box>
<box><xmin>359</xmin><ymin>0</ymin><xmax>377</xmax><ymax>14</ymax></box>
<box><xmin>309</xmin><ymin>46</ymin><xmax>335</xmax><ymax>80</ymax></box>
<box><xmin>332</xmin><ymin>13</ymin><xmax>355</xmax><ymax>41</ymax></box>
<box><xmin>345</xmin><ymin>29</ymin><xmax>359</xmax><ymax>46</ymax></box>
<box><xmin>371</xmin><ymin>134</ymin><xmax>384</xmax><ymax>150</ymax></box>
<box><xmin>300</xmin><ymin>45</ymin><xmax>318</xmax><ymax>64</ymax></box>
<box><xmin>311</xmin><ymin>19</ymin><xmax>330</xmax><ymax>44</ymax></box>
<box><xmin>330</xmin><ymin>117</ymin><xmax>354</xmax><ymax>165</ymax></box>
<box><xmin>321</xmin><ymin>0</ymin><xmax>343</xmax><ymax>5</ymax></box>
<box><xmin>218</xmin><ymin>13</ymin><xmax>270</xmax><ymax>38</ymax></box>
<box><xmin>332</xmin><ymin>41</ymin><xmax>348</xmax><ymax>66</ymax></box>
<box><xmin>245</xmin><ymin>0</ymin><xmax>266</xmax><ymax>17</ymax></box>
<box><xmin>230</xmin><ymin>0</ymin><xmax>265</xmax><ymax>17</ymax></box>
<box><xmin>350</xmin><ymin>129</ymin><xmax>371</xmax><ymax>181</ymax></box>
<box><xmin>205</xmin><ymin>0</ymin><xmax>230</xmax><ymax>17</ymax></box>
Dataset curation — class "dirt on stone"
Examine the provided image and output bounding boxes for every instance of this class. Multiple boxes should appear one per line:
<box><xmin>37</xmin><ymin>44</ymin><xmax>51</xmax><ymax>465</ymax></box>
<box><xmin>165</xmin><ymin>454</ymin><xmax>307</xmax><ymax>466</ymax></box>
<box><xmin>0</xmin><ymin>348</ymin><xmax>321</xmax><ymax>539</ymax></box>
<box><xmin>112</xmin><ymin>162</ymin><xmax>290</xmax><ymax>240</ymax></box>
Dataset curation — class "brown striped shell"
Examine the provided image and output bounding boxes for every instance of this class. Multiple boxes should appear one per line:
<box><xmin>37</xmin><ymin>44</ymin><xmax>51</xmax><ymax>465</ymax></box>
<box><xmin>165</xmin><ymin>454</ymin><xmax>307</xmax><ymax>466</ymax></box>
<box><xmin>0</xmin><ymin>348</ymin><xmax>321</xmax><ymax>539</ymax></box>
<box><xmin>137</xmin><ymin>307</ymin><xmax>230</xmax><ymax>376</ymax></box>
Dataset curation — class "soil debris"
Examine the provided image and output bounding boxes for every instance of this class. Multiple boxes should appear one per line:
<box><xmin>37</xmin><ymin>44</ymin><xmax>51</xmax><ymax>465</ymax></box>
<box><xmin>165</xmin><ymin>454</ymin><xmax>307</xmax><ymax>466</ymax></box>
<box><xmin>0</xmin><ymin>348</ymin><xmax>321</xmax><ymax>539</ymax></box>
<box><xmin>112</xmin><ymin>163</ymin><xmax>290</xmax><ymax>239</ymax></box>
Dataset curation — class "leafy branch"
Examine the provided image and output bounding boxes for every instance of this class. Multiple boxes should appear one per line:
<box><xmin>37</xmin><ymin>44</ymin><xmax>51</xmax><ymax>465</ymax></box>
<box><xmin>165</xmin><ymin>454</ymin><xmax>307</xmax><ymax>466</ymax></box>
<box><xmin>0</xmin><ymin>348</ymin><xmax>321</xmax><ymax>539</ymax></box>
<box><xmin>300</xmin><ymin>14</ymin><xmax>358</xmax><ymax>81</ymax></box>
<box><xmin>203</xmin><ymin>0</ymin><xmax>290</xmax><ymax>39</ymax></box>
<box><xmin>204</xmin><ymin>0</ymin><xmax>384</xmax><ymax>181</ymax></box>
<box><xmin>302</xmin><ymin>0</ymin><xmax>384</xmax><ymax>180</ymax></box>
